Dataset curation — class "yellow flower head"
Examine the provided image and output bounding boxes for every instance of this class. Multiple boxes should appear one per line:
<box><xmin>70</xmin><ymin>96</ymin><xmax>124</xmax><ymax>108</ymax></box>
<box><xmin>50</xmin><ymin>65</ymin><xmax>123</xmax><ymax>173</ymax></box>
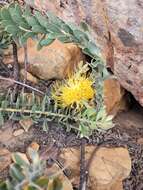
<box><xmin>52</xmin><ymin>64</ymin><xmax>95</xmax><ymax>108</ymax></box>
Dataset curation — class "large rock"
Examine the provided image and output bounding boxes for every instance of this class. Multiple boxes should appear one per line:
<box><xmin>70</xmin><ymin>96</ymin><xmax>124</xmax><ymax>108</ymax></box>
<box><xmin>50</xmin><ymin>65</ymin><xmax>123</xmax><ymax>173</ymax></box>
<box><xmin>18</xmin><ymin>39</ymin><xmax>84</xmax><ymax>80</ymax></box>
<box><xmin>32</xmin><ymin>0</ymin><xmax>143</xmax><ymax>105</ymax></box>
<box><xmin>59</xmin><ymin>146</ymin><xmax>131</xmax><ymax>190</ymax></box>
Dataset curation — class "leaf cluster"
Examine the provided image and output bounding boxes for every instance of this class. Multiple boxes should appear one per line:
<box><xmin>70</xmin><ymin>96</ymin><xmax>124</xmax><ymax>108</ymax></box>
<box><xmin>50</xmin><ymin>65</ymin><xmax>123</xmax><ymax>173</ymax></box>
<box><xmin>0</xmin><ymin>24</ymin><xmax>11</xmax><ymax>54</ymax></box>
<box><xmin>0</xmin><ymin>89</ymin><xmax>114</xmax><ymax>137</ymax></box>
<box><xmin>0</xmin><ymin>2</ymin><xmax>101</xmax><ymax>58</ymax></box>
<box><xmin>79</xmin><ymin>103</ymin><xmax>114</xmax><ymax>138</ymax></box>
<box><xmin>0</xmin><ymin>148</ymin><xmax>63</xmax><ymax>190</ymax></box>
<box><xmin>0</xmin><ymin>90</ymin><xmax>77</xmax><ymax>130</ymax></box>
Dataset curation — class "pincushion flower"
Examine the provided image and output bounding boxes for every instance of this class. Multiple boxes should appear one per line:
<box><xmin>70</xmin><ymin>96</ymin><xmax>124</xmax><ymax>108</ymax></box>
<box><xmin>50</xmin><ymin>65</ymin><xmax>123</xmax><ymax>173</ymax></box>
<box><xmin>52</xmin><ymin>73</ymin><xmax>95</xmax><ymax>108</ymax></box>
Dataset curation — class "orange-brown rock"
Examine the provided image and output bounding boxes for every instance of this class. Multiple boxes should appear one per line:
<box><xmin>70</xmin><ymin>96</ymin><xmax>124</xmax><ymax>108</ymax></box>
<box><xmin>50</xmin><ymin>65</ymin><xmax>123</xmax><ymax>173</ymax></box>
<box><xmin>104</xmin><ymin>78</ymin><xmax>126</xmax><ymax>115</ymax></box>
<box><xmin>88</xmin><ymin>147</ymin><xmax>131</xmax><ymax>190</ymax></box>
<box><xmin>18</xmin><ymin>39</ymin><xmax>84</xmax><ymax>80</ymax></box>
<box><xmin>59</xmin><ymin>146</ymin><xmax>131</xmax><ymax>190</ymax></box>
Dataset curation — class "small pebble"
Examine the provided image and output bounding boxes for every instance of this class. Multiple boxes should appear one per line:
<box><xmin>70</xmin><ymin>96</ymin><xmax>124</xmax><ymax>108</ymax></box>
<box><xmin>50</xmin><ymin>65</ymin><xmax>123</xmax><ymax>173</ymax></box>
<box><xmin>13</xmin><ymin>129</ymin><xmax>24</xmax><ymax>137</ymax></box>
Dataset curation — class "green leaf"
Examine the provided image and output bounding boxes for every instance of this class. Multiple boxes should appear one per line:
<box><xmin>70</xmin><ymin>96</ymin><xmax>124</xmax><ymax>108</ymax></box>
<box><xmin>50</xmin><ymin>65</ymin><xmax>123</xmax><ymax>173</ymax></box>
<box><xmin>46</xmin><ymin>23</ymin><xmax>62</xmax><ymax>34</ymax></box>
<box><xmin>67</xmin><ymin>22</ymin><xmax>80</xmax><ymax>31</ymax></box>
<box><xmin>79</xmin><ymin>124</ymin><xmax>90</xmax><ymax>138</ymax></box>
<box><xmin>46</xmin><ymin>11</ymin><xmax>64</xmax><ymax>26</ymax></box>
<box><xmin>102</xmin><ymin>67</ymin><xmax>110</xmax><ymax>80</ymax></box>
<box><xmin>35</xmin><ymin>177</ymin><xmax>49</xmax><ymax>187</ymax></box>
<box><xmin>1</xmin><ymin>100</ymin><xmax>8</xmax><ymax>109</ymax></box>
<box><xmin>5</xmin><ymin>180</ymin><xmax>14</xmax><ymax>190</ymax></box>
<box><xmin>43</xmin><ymin>33</ymin><xmax>60</xmax><ymax>40</ymax></box>
<box><xmin>28</xmin><ymin>148</ymin><xmax>40</xmax><ymax>166</ymax></box>
<box><xmin>80</xmin><ymin>21</ymin><xmax>89</xmax><ymax>31</ymax></box>
<box><xmin>37</xmin><ymin>42</ymin><xmax>42</xmax><ymax>50</ymax></box>
<box><xmin>23</xmin><ymin>5</ymin><xmax>32</xmax><ymax>17</ymax></box>
<box><xmin>15</xmin><ymin>3</ymin><xmax>23</xmax><ymax>16</ymax></box>
<box><xmin>31</xmin><ymin>104</ymin><xmax>37</xmax><ymax>113</ymax></box>
<box><xmin>9</xmin><ymin>112</ymin><xmax>15</xmax><ymax>120</ymax></box>
<box><xmin>57</xmin><ymin>35</ymin><xmax>71</xmax><ymax>43</ymax></box>
<box><xmin>82</xmin><ymin>107</ymin><xmax>96</xmax><ymax>118</ymax></box>
<box><xmin>32</xmin><ymin>25</ymin><xmax>46</xmax><ymax>33</ymax></box>
<box><xmin>1</xmin><ymin>20</ymin><xmax>15</xmax><ymax>28</ymax></box>
<box><xmin>72</xmin><ymin>29</ymin><xmax>89</xmax><ymax>45</ymax></box>
<box><xmin>25</xmin><ymin>186</ymin><xmax>35</xmax><ymax>190</ymax></box>
<box><xmin>9</xmin><ymin>6</ymin><xmax>25</xmax><ymax>24</ymax></box>
<box><xmin>0</xmin><ymin>7</ymin><xmax>11</xmax><ymax>20</ymax></box>
<box><xmin>41</xmin><ymin>96</ymin><xmax>47</xmax><ymax>112</ymax></box>
<box><xmin>0</xmin><ymin>181</ymin><xmax>7</xmax><ymax>190</ymax></box>
<box><xmin>9</xmin><ymin>164</ymin><xmax>25</xmax><ymax>182</ymax></box>
<box><xmin>82</xmin><ymin>47</ymin><xmax>94</xmax><ymax>57</ymax></box>
<box><xmin>19</xmin><ymin>21</ymin><xmax>31</xmax><ymax>30</ymax></box>
<box><xmin>52</xmin><ymin>178</ymin><xmax>63</xmax><ymax>190</ymax></box>
<box><xmin>61</xmin><ymin>24</ymin><xmax>73</xmax><ymax>34</ymax></box>
<box><xmin>12</xmin><ymin>153</ymin><xmax>29</xmax><ymax>167</ymax></box>
<box><xmin>5</xmin><ymin>25</ymin><xmax>18</xmax><ymax>36</ymax></box>
<box><xmin>15</xmin><ymin>97</ymin><xmax>20</xmax><ymax>109</ymax></box>
<box><xmin>0</xmin><ymin>111</ymin><xmax>4</xmax><ymax>127</ymax></box>
<box><xmin>8</xmin><ymin>3</ymin><xmax>15</xmax><ymax>9</ymax></box>
<box><xmin>40</xmin><ymin>37</ymin><xmax>54</xmax><ymax>46</ymax></box>
<box><xmin>34</xmin><ymin>11</ymin><xmax>48</xmax><ymax>28</ymax></box>
<box><xmin>42</xmin><ymin>120</ymin><xmax>49</xmax><ymax>132</ymax></box>
<box><xmin>9</xmin><ymin>8</ymin><xmax>19</xmax><ymax>23</ymax></box>
<box><xmin>24</xmin><ymin>16</ymin><xmax>39</xmax><ymax>27</ymax></box>
<box><xmin>87</xmin><ymin>41</ymin><xmax>101</xmax><ymax>56</ymax></box>
<box><xmin>96</xmin><ymin>107</ymin><xmax>105</xmax><ymax>121</ymax></box>
<box><xmin>95</xmin><ymin>107</ymin><xmax>114</xmax><ymax>131</ymax></box>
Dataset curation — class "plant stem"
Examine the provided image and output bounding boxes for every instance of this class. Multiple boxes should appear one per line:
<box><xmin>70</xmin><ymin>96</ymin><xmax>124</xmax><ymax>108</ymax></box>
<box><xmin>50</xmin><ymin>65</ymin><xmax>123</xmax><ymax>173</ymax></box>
<box><xmin>12</xmin><ymin>41</ymin><xmax>19</xmax><ymax>81</ymax></box>
<box><xmin>79</xmin><ymin>137</ymin><xmax>87</xmax><ymax>190</ymax></box>
<box><xmin>23</xmin><ymin>42</ymin><xmax>28</xmax><ymax>84</ymax></box>
<box><xmin>0</xmin><ymin>108</ymin><xmax>66</xmax><ymax>116</ymax></box>
<box><xmin>0</xmin><ymin>106</ymin><xmax>94</xmax><ymax>126</ymax></box>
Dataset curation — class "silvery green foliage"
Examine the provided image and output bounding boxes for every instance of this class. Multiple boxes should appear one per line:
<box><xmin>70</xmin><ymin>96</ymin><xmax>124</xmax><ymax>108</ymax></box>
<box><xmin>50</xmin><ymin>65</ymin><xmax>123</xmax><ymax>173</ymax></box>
<box><xmin>0</xmin><ymin>3</ymin><xmax>100</xmax><ymax>57</ymax></box>
<box><xmin>0</xmin><ymin>148</ymin><xmax>63</xmax><ymax>190</ymax></box>
<box><xmin>79</xmin><ymin>103</ymin><xmax>114</xmax><ymax>138</ymax></box>
<box><xmin>0</xmin><ymin>90</ymin><xmax>114</xmax><ymax>137</ymax></box>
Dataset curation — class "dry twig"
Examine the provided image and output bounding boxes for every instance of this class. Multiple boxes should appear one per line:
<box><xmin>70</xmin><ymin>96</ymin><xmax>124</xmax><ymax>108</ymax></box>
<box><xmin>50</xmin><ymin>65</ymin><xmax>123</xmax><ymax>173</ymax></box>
<box><xmin>0</xmin><ymin>76</ymin><xmax>44</xmax><ymax>95</ymax></box>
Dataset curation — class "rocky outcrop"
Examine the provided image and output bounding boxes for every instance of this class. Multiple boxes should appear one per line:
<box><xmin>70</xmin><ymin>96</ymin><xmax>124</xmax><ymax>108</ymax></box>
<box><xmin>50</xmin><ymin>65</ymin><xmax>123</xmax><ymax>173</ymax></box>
<box><xmin>33</xmin><ymin>0</ymin><xmax>143</xmax><ymax>106</ymax></box>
